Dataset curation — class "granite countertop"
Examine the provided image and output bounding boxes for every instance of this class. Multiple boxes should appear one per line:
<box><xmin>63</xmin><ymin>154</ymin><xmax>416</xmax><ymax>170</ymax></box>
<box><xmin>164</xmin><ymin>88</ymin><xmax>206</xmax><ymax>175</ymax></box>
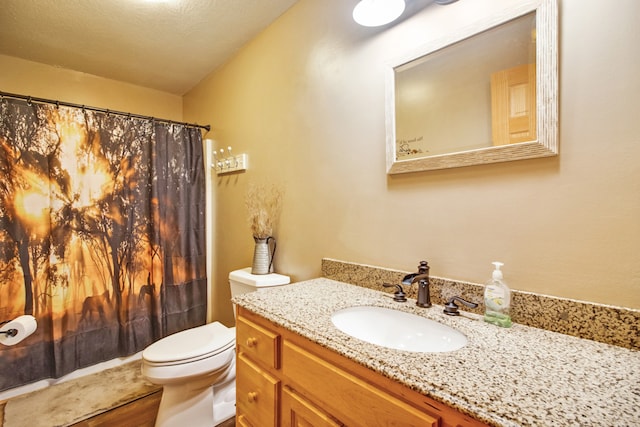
<box><xmin>233</xmin><ymin>278</ymin><xmax>640</xmax><ymax>427</ymax></box>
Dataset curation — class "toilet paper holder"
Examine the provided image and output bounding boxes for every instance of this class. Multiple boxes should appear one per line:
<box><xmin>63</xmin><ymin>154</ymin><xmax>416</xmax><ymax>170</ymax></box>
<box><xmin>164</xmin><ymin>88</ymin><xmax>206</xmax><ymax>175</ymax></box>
<box><xmin>1</xmin><ymin>315</ymin><xmax>38</xmax><ymax>346</ymax></box>
<box><xmin>0</xmin><ymin>320</ymin><xmax>19</xmax><ymax>337</ymax></box>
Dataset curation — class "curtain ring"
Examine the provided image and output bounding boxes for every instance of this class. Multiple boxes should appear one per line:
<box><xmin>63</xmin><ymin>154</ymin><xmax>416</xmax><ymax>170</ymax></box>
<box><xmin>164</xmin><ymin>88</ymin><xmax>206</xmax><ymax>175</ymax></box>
<box><xmin>27</xmin><ymin>96</ymin><xmax>32</xmax><ymax>105</ymax></box>
<box><xmin>55</xmin><ymin>101</ymin><xmax>60</xmax><ymax>109</ymax></box>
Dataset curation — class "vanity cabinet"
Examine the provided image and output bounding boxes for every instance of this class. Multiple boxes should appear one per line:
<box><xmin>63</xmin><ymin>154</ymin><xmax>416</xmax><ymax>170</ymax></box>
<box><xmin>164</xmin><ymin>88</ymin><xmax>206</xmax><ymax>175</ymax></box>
<box><xmin>236</xmin><ymin>307</ymin><xmax>487</xmax><ymax>427</ymax></box>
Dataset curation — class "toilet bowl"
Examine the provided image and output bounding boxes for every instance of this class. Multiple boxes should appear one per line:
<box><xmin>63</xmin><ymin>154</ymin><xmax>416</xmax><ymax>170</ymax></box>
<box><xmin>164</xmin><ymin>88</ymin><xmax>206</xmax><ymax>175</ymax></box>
<box><xmin>141</xmin><ymin>322</ymin><xmax>236</xmax><ymax>427</ymax></box>
<box><xmin>141</xmin><ymin>268</ymin><xmax>290</xmax><ymax>427</ymax></box>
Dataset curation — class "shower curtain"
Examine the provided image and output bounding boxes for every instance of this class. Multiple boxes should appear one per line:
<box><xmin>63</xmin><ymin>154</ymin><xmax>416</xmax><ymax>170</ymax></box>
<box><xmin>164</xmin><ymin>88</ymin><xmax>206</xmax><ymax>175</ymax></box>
<box><xmin>0</xmin><ymin>97</ymin><xmax>207</xmax><ymax>391</ymax></box>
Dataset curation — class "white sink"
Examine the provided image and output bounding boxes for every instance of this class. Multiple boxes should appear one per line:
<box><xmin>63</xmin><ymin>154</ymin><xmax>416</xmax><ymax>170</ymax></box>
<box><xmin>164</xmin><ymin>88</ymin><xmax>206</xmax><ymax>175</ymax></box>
<box><xmin>331</xmin><ymin>306</ymin><xmax>467</xmax><ymax>353</ymax></box>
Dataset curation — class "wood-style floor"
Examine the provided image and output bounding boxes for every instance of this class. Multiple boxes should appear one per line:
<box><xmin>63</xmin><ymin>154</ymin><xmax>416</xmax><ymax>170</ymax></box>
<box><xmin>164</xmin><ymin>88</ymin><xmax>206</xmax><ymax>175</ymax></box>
<box><xmin>69</xmin><ymin>390</ymin><xmax>161</xmax><ymax>427</ymax></box>
<box><xmin>68</xmin><ymin>391</ymin><xmax>236</xmax><ymax>427</ymax></box>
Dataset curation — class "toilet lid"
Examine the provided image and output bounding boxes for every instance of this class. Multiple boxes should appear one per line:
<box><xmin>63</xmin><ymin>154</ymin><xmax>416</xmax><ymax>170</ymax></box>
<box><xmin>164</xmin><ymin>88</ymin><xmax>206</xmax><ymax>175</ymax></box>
<box><xmin>143</xmin><ymin>322</ymin><xmax>235</xmax><ymax>364</ymax></box>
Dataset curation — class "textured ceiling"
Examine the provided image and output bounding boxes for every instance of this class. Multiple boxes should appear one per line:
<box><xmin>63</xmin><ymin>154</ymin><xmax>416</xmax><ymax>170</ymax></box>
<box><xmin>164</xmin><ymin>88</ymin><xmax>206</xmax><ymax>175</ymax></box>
<box><xmin>0</xmin><ymin>0</ymin><xmax>298</xmax><ymax>95</ymax></box>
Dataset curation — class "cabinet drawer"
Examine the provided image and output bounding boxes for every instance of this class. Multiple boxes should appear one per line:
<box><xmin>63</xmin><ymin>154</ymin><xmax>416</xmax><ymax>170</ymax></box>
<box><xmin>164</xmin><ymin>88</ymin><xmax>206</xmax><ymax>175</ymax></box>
<box><xmin>283</xmin><ymin>341</ymin><xmax>439</xmax><ymax>427</ymax></box>
<box><xmin>236</xmin><ymin>352</ymin><xmax>280</xmax><ymax>427</ymax></box>
<box><xmin>237</xmin><ymin>315</ymin><xmax>280</xmax><ymax>369</ymax></box>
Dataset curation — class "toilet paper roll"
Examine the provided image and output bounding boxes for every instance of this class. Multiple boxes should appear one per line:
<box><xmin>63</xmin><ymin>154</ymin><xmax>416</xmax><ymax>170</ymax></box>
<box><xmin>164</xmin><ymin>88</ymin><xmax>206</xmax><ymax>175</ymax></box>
<box><xmin>0</xmin><ymin>315</ymin><xmax>37</xmax><ymax>346</ymax></box>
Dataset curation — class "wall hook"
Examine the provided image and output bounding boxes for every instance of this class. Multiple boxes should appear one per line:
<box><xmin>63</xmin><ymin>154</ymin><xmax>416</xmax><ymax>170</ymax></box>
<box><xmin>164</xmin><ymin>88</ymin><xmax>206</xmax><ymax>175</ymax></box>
<box><xmin>211</xmin><ymin>145</ymin><xmax>248</xmax><ymax>175</ymax></box>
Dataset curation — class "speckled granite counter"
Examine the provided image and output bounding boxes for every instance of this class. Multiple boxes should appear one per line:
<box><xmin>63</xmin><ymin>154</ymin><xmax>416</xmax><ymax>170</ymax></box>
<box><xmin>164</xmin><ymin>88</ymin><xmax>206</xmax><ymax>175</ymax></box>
<box><xmin>233</xmin><ymin>278</ymin><xmax>640</xmax><ymax>427</ymax></box>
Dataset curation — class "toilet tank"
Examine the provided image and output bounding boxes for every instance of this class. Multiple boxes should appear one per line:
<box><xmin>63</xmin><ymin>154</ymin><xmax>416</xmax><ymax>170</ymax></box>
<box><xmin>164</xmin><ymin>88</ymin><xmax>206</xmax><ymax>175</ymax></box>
<box><xmin>229</xmin><ymin>267</ymin><xmax>291</xmax><ymax>298</ymax></box>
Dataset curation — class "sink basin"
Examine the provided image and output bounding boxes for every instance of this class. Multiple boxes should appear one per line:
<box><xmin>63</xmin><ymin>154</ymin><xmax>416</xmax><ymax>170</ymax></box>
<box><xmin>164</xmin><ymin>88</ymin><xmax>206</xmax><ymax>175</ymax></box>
<box><xmin>331</xmin><ymin>306</ymin><xmax>467</xmax><ymax>353</ymax></box>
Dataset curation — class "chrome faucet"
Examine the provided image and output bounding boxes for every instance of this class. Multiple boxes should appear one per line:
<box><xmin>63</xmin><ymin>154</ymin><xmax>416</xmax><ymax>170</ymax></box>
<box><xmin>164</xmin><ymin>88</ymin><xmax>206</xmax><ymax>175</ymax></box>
<box><xmin>401</xmin><ymin>261</ymin><xmax>431</xmax><ymax>308</ymax></box>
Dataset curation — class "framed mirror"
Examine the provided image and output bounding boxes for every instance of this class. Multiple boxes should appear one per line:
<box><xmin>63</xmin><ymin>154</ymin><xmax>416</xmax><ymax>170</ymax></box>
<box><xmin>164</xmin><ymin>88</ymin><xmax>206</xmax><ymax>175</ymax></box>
<box><xmin>385</xmin><ymin>0</ymin><xmax>557</xmax><ymax>174</ymax></box>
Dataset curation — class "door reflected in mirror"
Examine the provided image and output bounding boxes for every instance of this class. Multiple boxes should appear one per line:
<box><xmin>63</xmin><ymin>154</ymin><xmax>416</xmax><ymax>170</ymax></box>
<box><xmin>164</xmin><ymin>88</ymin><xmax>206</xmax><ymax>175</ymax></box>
<box><xmin>386</xmin><ymin>0</ymin><xmax>557</xmax><ymax>174</ymax></box>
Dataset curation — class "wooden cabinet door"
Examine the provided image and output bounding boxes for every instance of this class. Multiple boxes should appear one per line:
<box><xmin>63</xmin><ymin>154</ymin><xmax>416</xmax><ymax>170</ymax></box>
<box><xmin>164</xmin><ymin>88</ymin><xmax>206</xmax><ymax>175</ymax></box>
<box><xmin>236</xmin><ymin>352</ymin><xmax>280</xmax><ymax>427</ymax></box>
<box><xmin>236</xmin><ymin>414</ymin><xmax>253</xmax><ymax>427</ymax></box>
<box><xmin>282</xmin><ymin>386</ymin><xmax>343</xmax><ymax>427</ymax></box>
<box><xmin>491</xmin><ymin>63</ymin><xmax>537</xmax><ymax>145</ymax></box>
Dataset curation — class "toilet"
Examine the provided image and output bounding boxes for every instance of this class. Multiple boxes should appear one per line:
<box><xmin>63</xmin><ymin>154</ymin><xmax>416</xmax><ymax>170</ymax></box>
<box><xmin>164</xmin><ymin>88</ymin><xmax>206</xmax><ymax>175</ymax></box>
<box><xmin>141</xmin><ymin>268</ymin><xmax>291</xmax><ymax>427</ymax></box>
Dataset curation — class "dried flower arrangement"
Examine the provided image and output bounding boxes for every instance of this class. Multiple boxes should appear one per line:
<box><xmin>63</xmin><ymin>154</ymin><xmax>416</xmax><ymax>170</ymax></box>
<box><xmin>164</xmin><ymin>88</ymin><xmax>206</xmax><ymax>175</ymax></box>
<box><xmin>245</xmin><ymin>183</ymin><xmax>283</xmax><ymax>239</ymax></box>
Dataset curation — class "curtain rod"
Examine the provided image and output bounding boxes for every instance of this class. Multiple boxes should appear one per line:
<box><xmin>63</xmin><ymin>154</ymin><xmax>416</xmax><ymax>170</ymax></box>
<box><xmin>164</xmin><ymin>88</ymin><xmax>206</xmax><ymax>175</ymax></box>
<box><xmin>0</xmin><ymin>90</ymin><xmax>211</xmax><ymax>132</ymax></box>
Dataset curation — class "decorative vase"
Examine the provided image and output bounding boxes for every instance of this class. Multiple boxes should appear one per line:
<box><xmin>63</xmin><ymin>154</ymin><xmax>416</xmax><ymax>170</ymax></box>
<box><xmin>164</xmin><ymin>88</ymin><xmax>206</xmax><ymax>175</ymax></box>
<box><xmin>251</xmin><ymin>236</ymin><xmax>276</xmax><ymax>274</ymax></box>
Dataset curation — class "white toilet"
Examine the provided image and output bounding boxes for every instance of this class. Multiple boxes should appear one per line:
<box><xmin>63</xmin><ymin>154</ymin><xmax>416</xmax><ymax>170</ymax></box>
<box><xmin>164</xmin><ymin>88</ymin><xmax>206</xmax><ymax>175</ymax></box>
<box><xmin>141</xmin><ymin>268</ymin><xmax>291</xmax><ymax>427</ymax></box>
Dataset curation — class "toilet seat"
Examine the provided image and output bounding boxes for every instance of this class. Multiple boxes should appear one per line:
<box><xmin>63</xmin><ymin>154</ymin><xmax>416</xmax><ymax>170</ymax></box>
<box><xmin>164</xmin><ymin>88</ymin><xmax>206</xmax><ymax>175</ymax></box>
<box><xmin>143</xmin><ymin>322</ymin><xmax>235</xmax><ymax>366</ymax></box>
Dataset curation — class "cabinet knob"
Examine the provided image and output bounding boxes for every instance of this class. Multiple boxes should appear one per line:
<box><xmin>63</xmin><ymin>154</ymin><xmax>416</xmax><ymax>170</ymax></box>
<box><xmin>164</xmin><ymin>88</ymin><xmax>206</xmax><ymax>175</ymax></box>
<box><xmin>247</xmin><ymin>391</ymin><xmax>258</xmax><ymax>403</ymax></box>
<box><xmin>246</xmin><ymin>337</ymin><xmax>258</xmax><ymax>348</ymax></box>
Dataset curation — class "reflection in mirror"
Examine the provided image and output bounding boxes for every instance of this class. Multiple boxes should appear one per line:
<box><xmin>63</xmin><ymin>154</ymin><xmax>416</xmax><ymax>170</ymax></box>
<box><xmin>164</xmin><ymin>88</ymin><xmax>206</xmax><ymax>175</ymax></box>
<box><xmin>396</xmin><ymin>13</ymin><xmax>535</xmax><ymax>159</ymax></box>
<box><xmin>386</xmin><ymin>0</ymin><xmax>557</xmax><ymax>174</ymax></box>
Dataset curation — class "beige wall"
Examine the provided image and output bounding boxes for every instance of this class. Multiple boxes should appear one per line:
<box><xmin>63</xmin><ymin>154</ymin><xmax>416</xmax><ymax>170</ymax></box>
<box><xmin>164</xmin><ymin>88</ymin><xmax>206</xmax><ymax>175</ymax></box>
<box><xmin>0</xmin><ymin>55</ymin><xmax>183</xmax><ymax>120</ymax></box>
<box><xmin>184</xmin><ymin>0</ymin><xmax>640</xmax><ymax>325</ymax></box>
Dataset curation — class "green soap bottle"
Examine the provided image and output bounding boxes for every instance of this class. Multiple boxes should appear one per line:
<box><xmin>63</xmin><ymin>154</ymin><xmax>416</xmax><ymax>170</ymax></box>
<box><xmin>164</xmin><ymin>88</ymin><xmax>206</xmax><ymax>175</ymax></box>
<box><xmin>483</xmin><ymin>262</ymin><xmax>512</xmax><ymax>328</ymax></box>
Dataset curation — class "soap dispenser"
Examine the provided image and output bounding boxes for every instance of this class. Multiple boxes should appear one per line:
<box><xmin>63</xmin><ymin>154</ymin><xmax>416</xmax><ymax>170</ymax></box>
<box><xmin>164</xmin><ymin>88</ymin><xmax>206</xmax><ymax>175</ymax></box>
<box><xmin>483</xmin><ymin>262</ymin><xmax>512</xmax><ymax>328</ymax></box>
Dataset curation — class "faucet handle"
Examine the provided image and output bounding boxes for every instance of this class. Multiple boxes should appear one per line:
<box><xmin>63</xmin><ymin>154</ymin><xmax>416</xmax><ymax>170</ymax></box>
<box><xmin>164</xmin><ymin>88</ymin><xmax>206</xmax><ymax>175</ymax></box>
<box><xmin>443</xmin><ymin>296</ymin><xmax>479</xmax><ymax>316</ymax></box>
<box><xmin>383</xmin><ymin>283</ymin><xmax>407</xmax><ymax>302</ymax></box>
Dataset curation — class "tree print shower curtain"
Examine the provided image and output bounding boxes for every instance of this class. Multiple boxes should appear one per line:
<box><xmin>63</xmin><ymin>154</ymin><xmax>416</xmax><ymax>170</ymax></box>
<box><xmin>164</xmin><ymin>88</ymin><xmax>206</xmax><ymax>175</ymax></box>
<box><xmin>0</xmin><ymin>97</ymin><xmax>207</xmax><ymax>391</ymax></box>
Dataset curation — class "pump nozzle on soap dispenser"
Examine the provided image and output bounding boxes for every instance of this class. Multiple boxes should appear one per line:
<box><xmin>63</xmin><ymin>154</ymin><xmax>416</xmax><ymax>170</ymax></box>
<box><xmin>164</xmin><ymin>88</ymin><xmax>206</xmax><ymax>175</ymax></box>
<box><xmin>484</xmin><ymin>261</ymin><xmax>512</xmax><ymax>328</ymax></box>
<box><xmin>491</xmin><ymin>262</ymin><xmax>503</xmax><ymax>279</ymax></box>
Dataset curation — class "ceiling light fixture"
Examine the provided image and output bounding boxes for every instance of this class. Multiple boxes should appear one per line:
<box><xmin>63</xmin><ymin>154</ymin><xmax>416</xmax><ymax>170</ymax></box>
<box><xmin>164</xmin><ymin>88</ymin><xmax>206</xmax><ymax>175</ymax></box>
<box><xmin>352</xmin><ymin>0</ymin><xmax>406</xmax><ymax>27</ymax></box>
